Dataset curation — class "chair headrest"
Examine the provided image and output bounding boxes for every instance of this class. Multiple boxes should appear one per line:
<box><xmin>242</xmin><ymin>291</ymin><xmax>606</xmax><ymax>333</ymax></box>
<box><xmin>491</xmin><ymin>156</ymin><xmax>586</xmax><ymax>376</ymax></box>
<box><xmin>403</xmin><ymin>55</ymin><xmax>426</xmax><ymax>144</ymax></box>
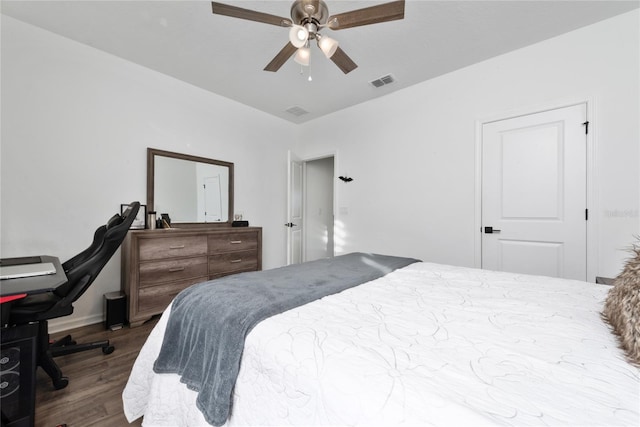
<box><xmin>106</xmin><ymin>214</ymin><xmax>122</xmax><ymax>230</ymax></box>
<box><xmin>102</xmin><ymin>202</ymin><xmax>140</xmax><ymax>240</ymax></box>
<box><xmin>121</xmin><ymin>202</ymin><xmax>140</xmax><ymax>224</ymax></box>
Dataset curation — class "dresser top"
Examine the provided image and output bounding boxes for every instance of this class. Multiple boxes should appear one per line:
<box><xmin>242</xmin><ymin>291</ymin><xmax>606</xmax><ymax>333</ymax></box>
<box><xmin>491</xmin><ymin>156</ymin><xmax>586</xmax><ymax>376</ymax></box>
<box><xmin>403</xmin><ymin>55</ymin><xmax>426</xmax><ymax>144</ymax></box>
<box><xmin>128</xmin><ymin>226</ymin><xmax>261</xmax><ymax>236</ymax></box>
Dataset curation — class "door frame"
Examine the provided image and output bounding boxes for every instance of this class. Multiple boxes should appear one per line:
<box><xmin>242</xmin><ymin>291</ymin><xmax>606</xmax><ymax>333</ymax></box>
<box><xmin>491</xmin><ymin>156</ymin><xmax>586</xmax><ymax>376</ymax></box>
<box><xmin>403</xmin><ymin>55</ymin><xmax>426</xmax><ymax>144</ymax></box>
<box><xmin>474</xmin><ymin>98</ymin><xmax>598</xmax><ymax>282</ymax></box>
<box><xmin>287</xmin><ymin>149</ymin><xmax>338</xmax><ymax>263</ymax></box>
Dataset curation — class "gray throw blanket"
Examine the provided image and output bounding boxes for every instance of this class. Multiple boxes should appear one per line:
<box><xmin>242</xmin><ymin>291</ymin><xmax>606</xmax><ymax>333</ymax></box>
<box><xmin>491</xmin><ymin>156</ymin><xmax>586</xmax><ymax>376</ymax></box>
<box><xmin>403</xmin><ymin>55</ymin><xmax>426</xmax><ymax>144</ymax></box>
<box><xmin>153</xmin><ymin>252</ymin><xmax>419</xmax><ymax>426</ymax></box>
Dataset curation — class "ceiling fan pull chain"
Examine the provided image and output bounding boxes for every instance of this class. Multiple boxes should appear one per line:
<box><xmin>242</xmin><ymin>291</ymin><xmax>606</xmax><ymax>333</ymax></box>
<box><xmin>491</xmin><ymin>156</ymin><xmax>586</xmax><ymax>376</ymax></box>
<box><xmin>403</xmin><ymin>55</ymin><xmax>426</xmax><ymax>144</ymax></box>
<box><xmin>307</xmin><ymin>44</ymin><xmax>312</xmax><ymax>82</ymax></box>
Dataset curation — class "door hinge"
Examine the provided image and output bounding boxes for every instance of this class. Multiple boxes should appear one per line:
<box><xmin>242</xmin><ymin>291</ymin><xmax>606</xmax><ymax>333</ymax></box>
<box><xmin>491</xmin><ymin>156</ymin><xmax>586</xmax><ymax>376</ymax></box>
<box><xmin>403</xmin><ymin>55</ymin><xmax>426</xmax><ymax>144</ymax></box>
<box><xmin>582</xmin><ymin>121</ymin><xmax>589</xmax><ymax>134</ymax></box>
<box><xmin>585</xmin><ymin>209</ymin><xmax>589</xmax><ymax>220</ymax></box>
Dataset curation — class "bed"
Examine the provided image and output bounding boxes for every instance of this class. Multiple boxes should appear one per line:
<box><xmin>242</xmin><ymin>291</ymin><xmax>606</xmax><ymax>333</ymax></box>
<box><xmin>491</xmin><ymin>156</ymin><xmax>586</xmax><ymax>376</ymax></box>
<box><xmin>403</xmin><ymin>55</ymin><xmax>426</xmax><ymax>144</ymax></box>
<box><xmin>123</xmin><ymin>253</ymin><xmax>640</xmax><ymax>427</ymax></box>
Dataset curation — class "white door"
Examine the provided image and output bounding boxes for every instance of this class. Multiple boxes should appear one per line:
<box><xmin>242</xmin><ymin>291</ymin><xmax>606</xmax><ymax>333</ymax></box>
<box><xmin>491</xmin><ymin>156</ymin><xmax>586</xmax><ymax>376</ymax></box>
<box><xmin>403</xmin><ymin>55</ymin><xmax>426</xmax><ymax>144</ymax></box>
<box><xmin>482</xmin><ymin>104</ymin><xmax>587</xmax><ymax>280</ymax></box>
<box><xmin>286</xmin><ymin>151</ymin><xmax>303</xmax><ymax>265</ymax></box>
<box><xmin>203</xmin><ymin>175</ymin><xmax>222</xmax><ymax>222</ymax></box>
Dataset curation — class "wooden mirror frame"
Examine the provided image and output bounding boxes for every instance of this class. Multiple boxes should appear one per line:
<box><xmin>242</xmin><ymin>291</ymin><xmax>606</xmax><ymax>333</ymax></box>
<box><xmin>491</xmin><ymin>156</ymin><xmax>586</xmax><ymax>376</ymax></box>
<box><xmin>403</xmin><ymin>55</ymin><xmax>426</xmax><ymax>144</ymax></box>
<box><xmin>147</xmin><ymin>148</ymin><xmax>234</xmax><ymax>227</ymax></box>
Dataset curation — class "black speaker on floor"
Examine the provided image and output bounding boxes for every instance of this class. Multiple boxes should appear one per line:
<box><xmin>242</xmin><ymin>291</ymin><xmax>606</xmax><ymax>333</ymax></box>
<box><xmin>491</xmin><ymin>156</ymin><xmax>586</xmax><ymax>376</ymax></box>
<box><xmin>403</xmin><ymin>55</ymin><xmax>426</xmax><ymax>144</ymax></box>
<box><xmin>104</xmin><ymin>291</ymin><xmax>126</xmax><ymax>331</ymax></box>
<box><xmin>1</xmin><ymin>322</ymin><xmax>37</xmax><ymax>427</ymax></box>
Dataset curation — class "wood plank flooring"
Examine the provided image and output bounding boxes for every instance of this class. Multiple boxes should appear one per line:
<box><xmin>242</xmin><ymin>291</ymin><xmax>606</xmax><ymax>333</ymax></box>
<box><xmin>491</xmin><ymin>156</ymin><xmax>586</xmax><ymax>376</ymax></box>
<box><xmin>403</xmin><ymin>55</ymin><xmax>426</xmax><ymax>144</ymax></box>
<box><xmin>35</xmin><ymin>318</ymin><xmax>159</xmax><ymax>427</ymax></box>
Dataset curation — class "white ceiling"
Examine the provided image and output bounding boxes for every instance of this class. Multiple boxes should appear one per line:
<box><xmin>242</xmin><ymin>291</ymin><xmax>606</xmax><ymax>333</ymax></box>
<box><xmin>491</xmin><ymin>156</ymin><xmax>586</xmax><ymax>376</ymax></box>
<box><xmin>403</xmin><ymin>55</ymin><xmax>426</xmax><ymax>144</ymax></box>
<box><xmin>2</xmin><ymin>1</ymin><xmax>638</xmax><ymax>124</ymax></box>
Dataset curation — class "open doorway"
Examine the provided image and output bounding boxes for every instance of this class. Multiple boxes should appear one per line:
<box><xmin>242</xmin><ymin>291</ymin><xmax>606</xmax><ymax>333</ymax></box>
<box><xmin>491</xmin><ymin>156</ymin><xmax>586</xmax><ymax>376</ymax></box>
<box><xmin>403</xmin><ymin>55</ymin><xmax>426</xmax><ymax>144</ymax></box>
<box><xmin>304</xmin><ymin>157</ymin><xmax>335</xmax><ymax>261</ymax></box>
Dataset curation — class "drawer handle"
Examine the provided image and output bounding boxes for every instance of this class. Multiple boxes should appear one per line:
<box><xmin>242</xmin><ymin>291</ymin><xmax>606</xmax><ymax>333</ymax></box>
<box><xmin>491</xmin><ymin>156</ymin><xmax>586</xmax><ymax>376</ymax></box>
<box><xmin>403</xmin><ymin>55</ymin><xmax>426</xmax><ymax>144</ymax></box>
<box><xmin>169</xmin><ymin>245</ymin><xmax>186</xmax><ymax>249</ymax></box>
<box><xmin>229</xmin><ymin>259</ymin><xmax>242</xmax><ymax>263</ymax></box>
<box><xmin>229</xmin><ymin>240</ymin><xmax>242</xmax><ymax>244</ymax></box>
<box><xmin>168</xmin><ymin>267</ymin><xmax>185</xmax><ymax>272</ymax></box>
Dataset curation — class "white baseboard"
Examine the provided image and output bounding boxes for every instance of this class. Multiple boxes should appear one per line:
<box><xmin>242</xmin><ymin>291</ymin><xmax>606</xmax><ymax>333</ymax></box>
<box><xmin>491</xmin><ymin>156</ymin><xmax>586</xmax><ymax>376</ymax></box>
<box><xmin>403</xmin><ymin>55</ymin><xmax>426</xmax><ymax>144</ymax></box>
<box><xmin>48</xmin><ymin>313</ymin><xmax>104</xmax><ymax>334</ymax></box>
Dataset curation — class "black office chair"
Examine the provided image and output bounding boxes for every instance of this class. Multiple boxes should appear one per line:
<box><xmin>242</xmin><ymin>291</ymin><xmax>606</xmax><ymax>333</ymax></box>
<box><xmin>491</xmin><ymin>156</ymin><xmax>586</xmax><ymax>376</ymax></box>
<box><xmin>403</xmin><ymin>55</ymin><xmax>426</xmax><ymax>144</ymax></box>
<box><xmin>8</xmin><ymin>202</ymin><xmax>140</xmax><ymax>389</ymax></box>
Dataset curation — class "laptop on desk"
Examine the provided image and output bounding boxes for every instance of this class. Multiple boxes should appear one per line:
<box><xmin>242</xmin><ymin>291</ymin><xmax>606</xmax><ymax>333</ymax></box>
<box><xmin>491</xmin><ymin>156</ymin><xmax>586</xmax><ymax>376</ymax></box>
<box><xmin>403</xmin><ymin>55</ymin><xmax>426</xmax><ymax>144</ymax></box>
<box><xmin>0</xmin><ymin>256</ymin><xmax>66</xmax><ymax>297</ymax></box>
<box><xmin>0</xmin><ymin>262</ymin><xmax>57</xmax><ymax>280</ymax></box>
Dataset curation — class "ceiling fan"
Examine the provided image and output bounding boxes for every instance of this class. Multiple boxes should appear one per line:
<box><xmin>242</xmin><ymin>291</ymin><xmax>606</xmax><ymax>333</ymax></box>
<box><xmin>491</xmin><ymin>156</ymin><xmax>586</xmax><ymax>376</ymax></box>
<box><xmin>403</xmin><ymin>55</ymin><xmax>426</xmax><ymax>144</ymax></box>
<box><xmin>211</xmin><ymin>0</ymin><xmax>405</xmax><ymax>74</ymax></box>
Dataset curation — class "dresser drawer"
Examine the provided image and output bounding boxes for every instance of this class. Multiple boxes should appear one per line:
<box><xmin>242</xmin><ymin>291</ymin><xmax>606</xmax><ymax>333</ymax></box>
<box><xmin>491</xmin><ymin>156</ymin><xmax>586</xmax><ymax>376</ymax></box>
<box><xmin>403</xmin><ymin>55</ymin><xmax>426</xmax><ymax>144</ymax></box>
<box><xmin>208</xmin><ymin>232</ymin><xmax>258</xmax><ymax>254</ymax></box>
<box><xmin>139</xmin><ymin>256</ymin><xmax>208</xmax><ymax>285</ymax></box>
<box><xmin>137</xmin><ymin>276</ymin><xmax>206</xmax><ymax>314</ymax></box>
<box><xmin>209</xmin><ymin>250</ymin><xmax>258</xmax><ymax>275</ymax></box>
<box><xmin>139</xmin><ymin>235</ymin><xmax>207</xmax><ymax>261</ymax></box>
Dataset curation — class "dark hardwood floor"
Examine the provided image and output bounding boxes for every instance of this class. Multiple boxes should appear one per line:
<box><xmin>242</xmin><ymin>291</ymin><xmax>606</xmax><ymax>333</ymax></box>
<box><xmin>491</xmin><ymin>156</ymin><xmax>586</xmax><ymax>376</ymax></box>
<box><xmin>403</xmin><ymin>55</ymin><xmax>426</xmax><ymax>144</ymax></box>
<box><xmin>35</xmin><ymin>318</ymin><xmax>159</xmax><ymax>427</ymax></box>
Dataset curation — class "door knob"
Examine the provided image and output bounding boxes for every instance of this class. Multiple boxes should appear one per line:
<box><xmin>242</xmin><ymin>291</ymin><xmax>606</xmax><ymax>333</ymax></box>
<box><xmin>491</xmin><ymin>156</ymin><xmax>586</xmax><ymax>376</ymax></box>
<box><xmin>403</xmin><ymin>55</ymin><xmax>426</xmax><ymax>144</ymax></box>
<box><xmin>484</xmin><ymin>226</ymin><xmax>501</xmax><ymax>234</ymax></box>
<box><xmin>284</xmin><ymin>222</ymin><xmax>297</xmax><ymax>228</ymax></box>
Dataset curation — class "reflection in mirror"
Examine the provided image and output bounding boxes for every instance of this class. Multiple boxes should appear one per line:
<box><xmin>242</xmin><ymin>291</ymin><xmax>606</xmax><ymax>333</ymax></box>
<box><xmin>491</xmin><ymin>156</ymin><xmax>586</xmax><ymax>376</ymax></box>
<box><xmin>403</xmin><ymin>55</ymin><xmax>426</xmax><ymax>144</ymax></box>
<box><xmin>147</xmin><ymin>148</ymin><xmax>234</xmax><ymax>224</ymax></box>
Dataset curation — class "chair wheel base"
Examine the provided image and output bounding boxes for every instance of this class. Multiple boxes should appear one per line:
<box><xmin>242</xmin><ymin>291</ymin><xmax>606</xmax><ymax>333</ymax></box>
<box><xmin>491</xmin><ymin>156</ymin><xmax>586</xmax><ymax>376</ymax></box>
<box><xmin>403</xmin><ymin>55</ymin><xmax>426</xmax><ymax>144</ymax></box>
<box><xmin>53</xmin><ymin>376</ymin><xmax>69</xmax><ymax>390</ymax></box>
<box><xmin>102</xmin><ymin>345</ymin><xmax>115</xmax><ymax>355</ymax></box>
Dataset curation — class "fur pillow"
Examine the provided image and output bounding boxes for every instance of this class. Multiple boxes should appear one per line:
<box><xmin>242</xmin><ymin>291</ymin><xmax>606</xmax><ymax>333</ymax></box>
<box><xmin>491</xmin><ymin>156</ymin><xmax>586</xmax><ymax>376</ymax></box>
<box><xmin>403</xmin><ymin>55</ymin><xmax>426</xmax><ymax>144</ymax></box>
<box><xmin>602</xmin><ymin>244</ymin><xmax>640</xmax><ymax>366</ymax></box>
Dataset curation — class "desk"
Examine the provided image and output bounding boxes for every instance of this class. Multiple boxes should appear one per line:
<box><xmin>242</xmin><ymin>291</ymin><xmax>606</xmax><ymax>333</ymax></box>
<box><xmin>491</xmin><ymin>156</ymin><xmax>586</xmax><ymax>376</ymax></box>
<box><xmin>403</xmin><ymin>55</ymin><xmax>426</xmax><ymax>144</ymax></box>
<box><xmin>0</xmin><ymin>256</ymin><xmax>65</xmax><ymax>427</ymax></box>
<box><xmin>0</xmin><ymin>256</ymin><xmax>67</xmax><ymax>297</ymax></box>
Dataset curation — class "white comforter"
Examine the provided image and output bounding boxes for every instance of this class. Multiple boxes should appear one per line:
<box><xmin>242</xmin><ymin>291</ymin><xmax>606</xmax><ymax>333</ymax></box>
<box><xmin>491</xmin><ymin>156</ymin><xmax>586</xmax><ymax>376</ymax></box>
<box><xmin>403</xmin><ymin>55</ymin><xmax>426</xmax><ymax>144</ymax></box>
<box><xmin>123</xmin><ymin>262</ymin><xmax>640</xmax><ymax>426</ymax></box>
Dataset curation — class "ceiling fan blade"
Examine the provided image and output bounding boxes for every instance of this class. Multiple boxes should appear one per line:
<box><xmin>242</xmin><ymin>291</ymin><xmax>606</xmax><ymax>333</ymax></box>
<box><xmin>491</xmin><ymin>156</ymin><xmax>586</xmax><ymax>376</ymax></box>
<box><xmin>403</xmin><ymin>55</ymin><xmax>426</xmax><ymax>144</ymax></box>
<box><xmin>211</xmin><ymin>2</ymin><xmax>292</xmax><ymax>27</ymax></box>
<box><xmin>331</xmin><ymin>47</ymin><xmax>358</xmax><ymax>74</ymax></box>
<box><xmin>327</xmin><ymin>0</ymin><xmax>405</xmax><ymax>30</ymax></box>
<box><xmin>264</xmin><ymin>42</ymin><xmax>298</xmax><ymax>72</ymax></box>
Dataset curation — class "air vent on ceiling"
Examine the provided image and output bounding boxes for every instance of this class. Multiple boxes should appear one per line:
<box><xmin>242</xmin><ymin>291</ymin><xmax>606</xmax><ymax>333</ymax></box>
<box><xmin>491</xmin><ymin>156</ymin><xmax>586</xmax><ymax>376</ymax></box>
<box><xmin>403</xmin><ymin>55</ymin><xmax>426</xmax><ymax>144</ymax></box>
<box><xmin>285</xmin><ymin>106</ymin><xmax>310</xmax><ymax>117</ymax></box>
<box><xmin>369</xmin><ymin>74</ymin><xmax>396</xmax><ymax>88</ymax></box>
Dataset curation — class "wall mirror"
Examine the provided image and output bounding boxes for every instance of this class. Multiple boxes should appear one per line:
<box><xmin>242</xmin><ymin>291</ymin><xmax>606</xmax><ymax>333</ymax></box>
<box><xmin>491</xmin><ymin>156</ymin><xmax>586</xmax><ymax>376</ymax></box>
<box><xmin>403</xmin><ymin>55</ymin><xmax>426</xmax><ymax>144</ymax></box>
<box><xmin>147</xmin><ymin>148</ymin><xmax>234</xmax><ymax>225</ymax></box>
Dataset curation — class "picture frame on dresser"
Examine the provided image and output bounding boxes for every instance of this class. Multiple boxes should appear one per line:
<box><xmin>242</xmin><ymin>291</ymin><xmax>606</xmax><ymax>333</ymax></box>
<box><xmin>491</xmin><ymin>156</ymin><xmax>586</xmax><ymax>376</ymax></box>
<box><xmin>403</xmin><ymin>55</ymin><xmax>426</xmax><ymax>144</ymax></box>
<box><xmin>121</xmin><ymin>203</ymin><xmax>147</xmax><ymax>229</ymax></box>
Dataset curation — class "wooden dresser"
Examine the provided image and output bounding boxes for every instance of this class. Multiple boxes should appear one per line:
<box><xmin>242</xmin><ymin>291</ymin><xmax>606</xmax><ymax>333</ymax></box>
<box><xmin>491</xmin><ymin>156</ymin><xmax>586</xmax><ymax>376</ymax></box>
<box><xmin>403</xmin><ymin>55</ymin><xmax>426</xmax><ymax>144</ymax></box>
<box><xmin>122</xmin><ymin>226</ymin><xmax>262</xmax><ymax>327</ymax></box>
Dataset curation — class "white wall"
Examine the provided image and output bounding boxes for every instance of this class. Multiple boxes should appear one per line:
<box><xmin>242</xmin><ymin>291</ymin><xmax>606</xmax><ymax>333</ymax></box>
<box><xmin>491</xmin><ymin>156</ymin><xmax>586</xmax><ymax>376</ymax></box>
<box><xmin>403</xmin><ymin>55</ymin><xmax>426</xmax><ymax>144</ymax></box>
<box><xmin>1</xmin><ymin>16</ymin><xmax>291</xmax><ymax>331</ymax></box>
<box><xmin>294</xmin><ymin>10</ymin><xmax>640</xmax><ymax>279</ymax></box>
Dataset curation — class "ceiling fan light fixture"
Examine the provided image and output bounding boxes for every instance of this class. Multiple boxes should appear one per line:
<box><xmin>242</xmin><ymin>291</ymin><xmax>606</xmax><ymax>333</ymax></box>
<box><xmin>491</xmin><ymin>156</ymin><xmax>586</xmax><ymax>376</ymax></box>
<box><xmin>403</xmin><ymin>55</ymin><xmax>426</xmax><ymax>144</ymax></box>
<box><xmin>289</xmin><ymin>25</ymin><xmax>309</xmax><ymax>48</ymax></box>
<box><xmin>317</xmin><ymin>35</ymin><xmax>339</xmax><ymax>59</ymax></box>
<box><xmin>294</xmin><ymin>46</ymin><xmax>310</xmax><ymax>66</ymax></box>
